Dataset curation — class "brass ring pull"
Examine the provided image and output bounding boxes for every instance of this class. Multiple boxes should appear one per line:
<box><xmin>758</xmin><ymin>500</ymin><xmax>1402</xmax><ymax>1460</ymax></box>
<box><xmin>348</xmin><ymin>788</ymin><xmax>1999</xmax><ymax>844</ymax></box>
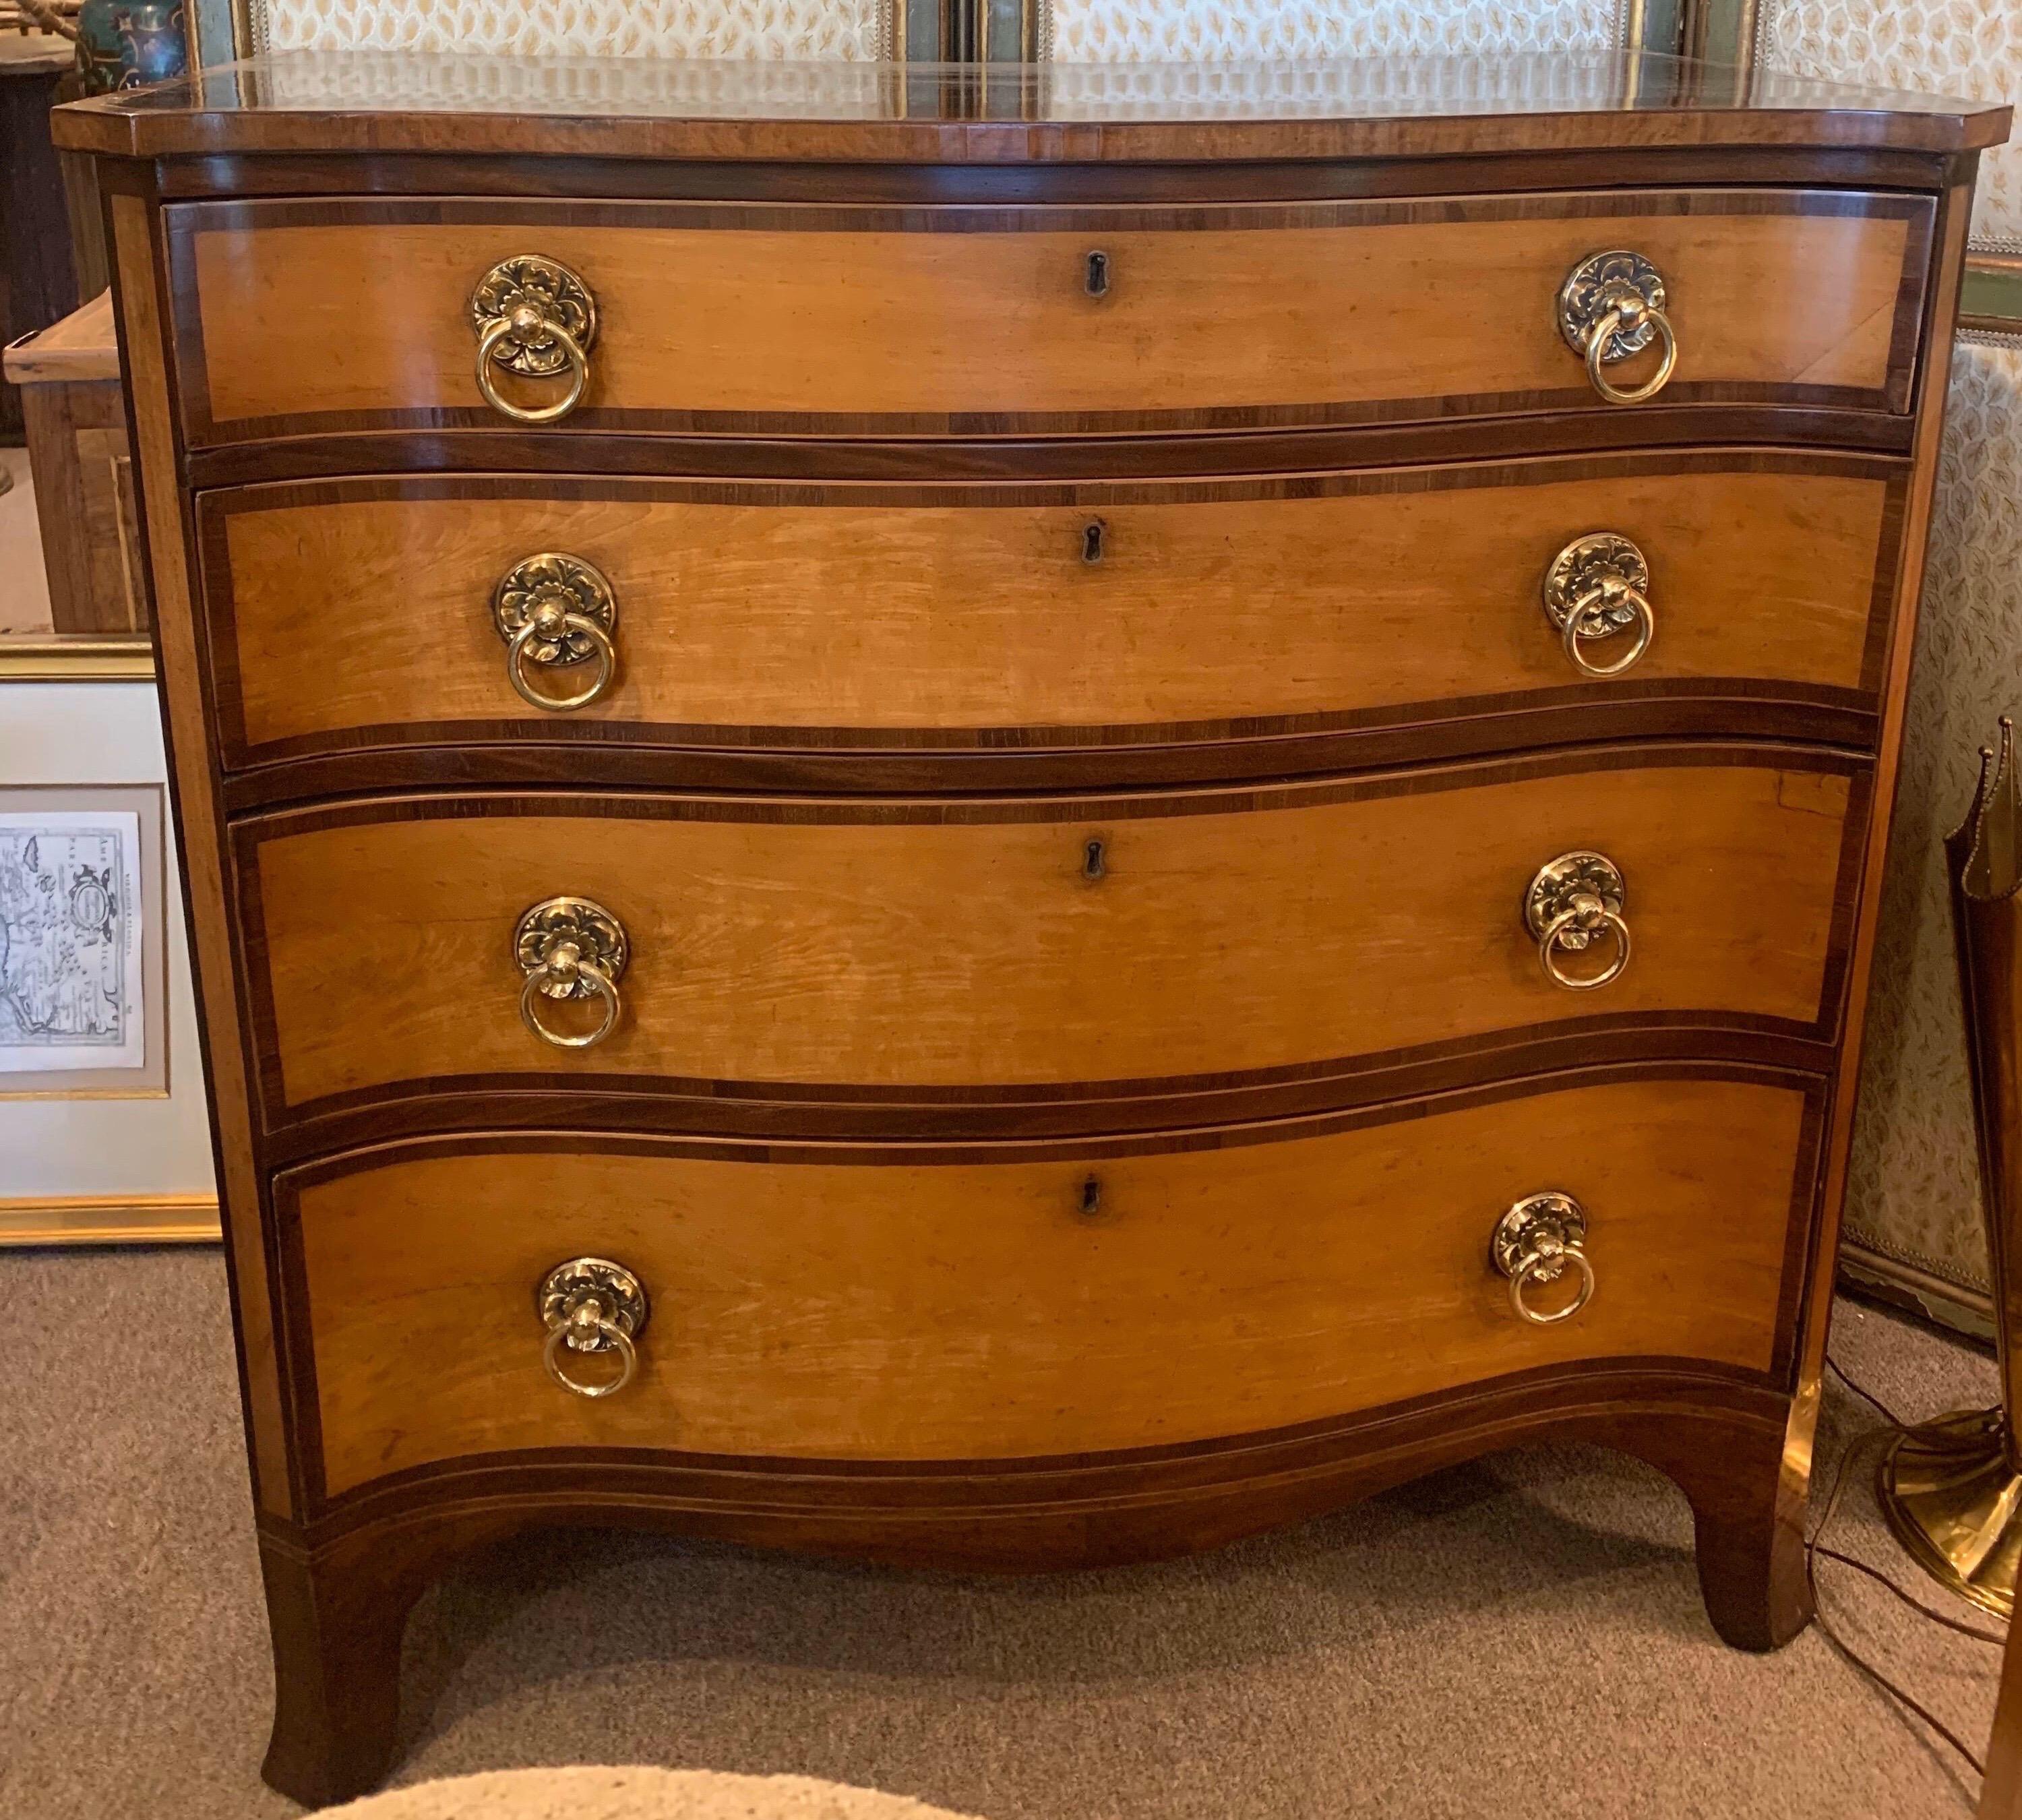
<box><xmin>542</xmin><ymin>1303</ymin><xmax>638</xmax><ymax>1397</ymax></box>
<box><xmin>1507</xmin><ymin>1231</ymin><xmax>1598</xmax><ymax>1325</ymax></box>
<box><xmin>537</xmin><ymin>1258</ymin><xmax>648</xmax><ymax>1399</ymax></box>
<box><xmin>1558</xmin><ymin>251</ymin><xmax>1676</xmax><ymax>407</ymax></box>
<box><xmin>493</xmin><ymin>552</ymin><xmax>620</xmax><ymax>714</ymax></box>
<box><xmin>1537</xmin><ymin>901</ymin><xmax>1632</xmax><ymax>992</ymax></box>
<box><xmin>1523</xmin><ymin>851</ymin><xmax>1631</xmax><ymax>992</ymax></box>
<box><xmin>514</xmin><ymin>896</ymin><xmax>629</xmax><ymax>1050</ymax></box>
<box><xmin>1543</xmin><ymin>533</ymin><xmax>1654</xmax><ymax>679</ymax></box>
<box><xmin>470</xmin><ymin>255</ymin><xmax>599</xmax><ymax>426</ymax></box>
<box><xmin>518</xmin><ymin>951</ymin><xmax>621</xmax><ymax>1048</ymax></box>
<box><xmin>509</xmin><ymin>611</ymin><xmax>615</xmax><ymax>711</ymax></box>
<box><xmin>1585</xmin><ymin>302</ymin><xmax>1678</xmax><ymax>406</ymax></box>
<box><xmin>476</xmin><ymin>314</ymin><xmax>589</xmax><ymax>424</ymax></box>
<box><xmin>1561</xmin><ymin>584</ymin><xmax>1654</xmax><ymax>677</ymax></box>
<box><xmin>1491</xmin><ymin>1192</ymin><xmax>1595</xmax><ymax>1327</ymax></box>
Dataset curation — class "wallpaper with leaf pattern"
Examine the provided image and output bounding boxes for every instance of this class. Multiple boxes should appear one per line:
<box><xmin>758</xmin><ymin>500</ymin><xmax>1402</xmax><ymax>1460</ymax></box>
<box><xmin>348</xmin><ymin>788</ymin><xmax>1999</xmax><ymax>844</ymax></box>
<box><xmin>1843</xmin><ymin>336</ymin><xmax>2022</xmax><ymax>1298</ymax></box>
<box><xmin>251</xmin><ymin>0</ymin><xmax>1619</xmax><ymax>65</ymax></box>
<box><xmin>258</xmin><ymin>0</ymin><xmax>885</xmax><ymax>58</ymax></box>
<box><xmin>1041</xmin><ymin>0</ymin><xmax>1618</xmax><ymax>63</ymax></box>
<box><xmin>1763</xmin><ymin>0</ymin><xmax>2021</xmax><ymax>248</ymax></box>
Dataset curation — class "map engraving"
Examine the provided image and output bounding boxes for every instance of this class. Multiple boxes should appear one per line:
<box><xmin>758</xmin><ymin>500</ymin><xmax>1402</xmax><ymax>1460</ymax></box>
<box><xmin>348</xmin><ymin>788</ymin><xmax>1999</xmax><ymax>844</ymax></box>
<box><xmin>0</xmin><ymin>810</ymin><xmax>145</xmax><ymax>1073</ymax></box>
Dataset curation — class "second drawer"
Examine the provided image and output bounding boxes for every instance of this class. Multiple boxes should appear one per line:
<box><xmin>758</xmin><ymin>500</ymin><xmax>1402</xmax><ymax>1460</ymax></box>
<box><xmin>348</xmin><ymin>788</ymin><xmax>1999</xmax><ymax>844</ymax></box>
<box><xmin>199</xmin><ymin>453</ymin><xmax>1901</xmax><ymax>770</ymax></box>
<box><xmin>238</xmin><ymin>748</ymin><xmax>1862</xmax><ymax>1116</ymax></box>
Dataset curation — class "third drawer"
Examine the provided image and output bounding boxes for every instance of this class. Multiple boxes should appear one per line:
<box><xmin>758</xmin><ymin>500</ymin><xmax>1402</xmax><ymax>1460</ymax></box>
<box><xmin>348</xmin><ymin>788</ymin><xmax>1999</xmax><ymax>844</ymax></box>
<box><xmin>235</xmin><ymin>746</ymin><xmax>1865</xmax><ymax>1124</ymax></box>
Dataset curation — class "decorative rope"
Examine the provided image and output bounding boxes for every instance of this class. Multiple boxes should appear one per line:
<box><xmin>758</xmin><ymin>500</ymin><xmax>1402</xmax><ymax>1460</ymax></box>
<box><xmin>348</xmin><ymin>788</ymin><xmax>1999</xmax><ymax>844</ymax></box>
<box><xmin>9</xmin><ymin>0</ymin><xmax>78</xmax><ymax>38</ymax></box>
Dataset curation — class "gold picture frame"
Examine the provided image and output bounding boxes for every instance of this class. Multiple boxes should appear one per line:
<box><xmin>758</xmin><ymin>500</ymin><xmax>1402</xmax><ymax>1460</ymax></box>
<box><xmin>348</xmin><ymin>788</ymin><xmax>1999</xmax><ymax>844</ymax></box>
<box><xmin>0</xmin><ymin>631</ymin><xmax>154</xmax><ymax>681</ymax></box>
<box><xmin>0</xmin><ymin>669</ymin><xmax>218</xmax><ymax>1246</ymax></box>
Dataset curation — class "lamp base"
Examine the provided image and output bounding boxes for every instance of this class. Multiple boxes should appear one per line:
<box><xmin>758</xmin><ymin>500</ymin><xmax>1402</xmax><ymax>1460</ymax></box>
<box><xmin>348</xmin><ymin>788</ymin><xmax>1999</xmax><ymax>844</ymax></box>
<box><xmin>1876</xmin><ymin>1407</ymin><xmax>2022</xmax><ymax>1618</ymax></box>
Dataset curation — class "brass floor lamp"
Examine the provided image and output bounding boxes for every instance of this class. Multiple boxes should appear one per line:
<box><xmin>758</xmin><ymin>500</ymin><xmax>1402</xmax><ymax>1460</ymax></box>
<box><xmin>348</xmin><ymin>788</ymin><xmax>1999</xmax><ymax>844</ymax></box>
<box><xmin>1878</xmin><ymin>717</ymin><xmax>2022</xmax><ymax>1616</ymax></box>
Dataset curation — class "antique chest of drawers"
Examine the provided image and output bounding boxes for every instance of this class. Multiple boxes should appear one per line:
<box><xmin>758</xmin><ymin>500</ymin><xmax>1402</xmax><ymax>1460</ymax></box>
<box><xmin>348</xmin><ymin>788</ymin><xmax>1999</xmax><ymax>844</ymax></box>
<box><xmin>56</xmin><ymin>53</ymin><xmax>2010</xmax><ymax>1805</ymax></box>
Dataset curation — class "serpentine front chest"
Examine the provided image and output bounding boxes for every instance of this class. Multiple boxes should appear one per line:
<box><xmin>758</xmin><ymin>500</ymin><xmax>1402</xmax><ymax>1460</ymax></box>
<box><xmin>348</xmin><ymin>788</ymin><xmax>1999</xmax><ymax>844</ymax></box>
<box><xmin>55</xmin><ymin>51</ymin><xmax>2011</xmax><ymax>1805</ymax></box>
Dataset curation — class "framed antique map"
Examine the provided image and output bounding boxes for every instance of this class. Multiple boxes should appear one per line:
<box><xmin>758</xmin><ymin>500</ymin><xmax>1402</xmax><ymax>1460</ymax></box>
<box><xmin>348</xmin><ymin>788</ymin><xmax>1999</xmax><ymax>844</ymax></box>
<box><xmin>0</xmin><ymin>800</ymin><xmax>151</xmax><ymax>1085</ymax></box>
<box><xmin>0</xmin><ymin>679</ymin><xmax>216</xmax><ymax>1244</ymax></box>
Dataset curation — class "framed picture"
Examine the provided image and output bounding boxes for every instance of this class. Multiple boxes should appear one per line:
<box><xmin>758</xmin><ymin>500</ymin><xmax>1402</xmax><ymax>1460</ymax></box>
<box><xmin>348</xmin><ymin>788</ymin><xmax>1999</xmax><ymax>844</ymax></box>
<box><xmin>1</xmin><ymin>783</ymin><xmax>163</xmax><ymax>1092</ymax></box>
<box><xmin>0</xmin><ymin>670</ymin><xmax>218</xmax><ymax>1244</ymax></box>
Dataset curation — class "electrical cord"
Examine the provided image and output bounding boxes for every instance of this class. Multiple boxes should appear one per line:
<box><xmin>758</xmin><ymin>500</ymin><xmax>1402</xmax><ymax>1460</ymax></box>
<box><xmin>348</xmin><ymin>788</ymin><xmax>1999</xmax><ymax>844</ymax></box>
<box><xmin>1804</xmin><ymin>1353</ymin><xmax>2009</xmax><ymax>1782</ymax></box>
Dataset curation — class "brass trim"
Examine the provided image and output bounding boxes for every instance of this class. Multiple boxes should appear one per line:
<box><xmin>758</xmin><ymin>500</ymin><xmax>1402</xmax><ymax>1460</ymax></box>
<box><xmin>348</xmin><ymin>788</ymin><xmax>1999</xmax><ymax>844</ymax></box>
<box><xmin>1876</xmin><ymin>1409</ymin><xmax>2021</xmax><ymax>1618</ymax></box>
<box><xmin>1872</xmin><ymin>715</ymin><xmax>2022</xmax><ymax>1615</ymax></box>
<box><xmin>0</xmin><ymin>634</ymin><xmax>154</xmax><ymax>680</ymax></box>
<box><xmin>1682</xmin><ymin>0</ymin><xmax>1760</xmax><ymax>73</ymax></box>
<box><xmin>0</xmin><ymin>1192</ymin><xmax>220</xmax><ymax>1246</ymax></box>
<box><xmin>1621</xmin><ymin>0</ymin><xmax>1688</xmax><ymax>58</ymax></box>
<box><xmin>1961</xmin><ymin>254</ymin><xmax>2022</xmax><ymax>334</ymax></box>
<box><xmin>1841</xmin><ymin>1240</ymin><xmax>1995</xmax><ymax>1336</ymax></box>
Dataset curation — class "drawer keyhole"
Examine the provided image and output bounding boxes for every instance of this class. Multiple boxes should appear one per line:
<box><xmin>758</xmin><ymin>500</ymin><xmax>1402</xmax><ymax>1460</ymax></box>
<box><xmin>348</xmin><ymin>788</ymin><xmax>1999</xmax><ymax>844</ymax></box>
<box><xmin>1079</xmin><ymin>1176</ymin><xmax>1103</xmax><ymax>1217</ymax></box>
<box><xmin>1082</xmin><ymin>520</ymin><xmax>1105</xmax><ymax>564</ymax></box>
<box><xmin>1083</xmin><ymin>838</ymin><xmax>1107</xmax><ymax>880</ymax></box>
<box><xmin>1084</xmin><ymin>249</ymin><xmax>1111</xmax><ymax>298</ymax></box>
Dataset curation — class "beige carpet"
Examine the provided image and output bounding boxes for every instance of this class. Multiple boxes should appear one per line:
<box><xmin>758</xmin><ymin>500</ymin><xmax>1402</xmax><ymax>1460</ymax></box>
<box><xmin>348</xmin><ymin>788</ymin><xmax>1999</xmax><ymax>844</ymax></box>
<box><xmin>0</xmin><ymin>1246</ymin><xmax>2007</xmax><ymax>1819</ymax></box>
<box><xmin>328</xmin><ymin>1767</ymin><xmax>983</xmax><ymax>1818</ymax></box>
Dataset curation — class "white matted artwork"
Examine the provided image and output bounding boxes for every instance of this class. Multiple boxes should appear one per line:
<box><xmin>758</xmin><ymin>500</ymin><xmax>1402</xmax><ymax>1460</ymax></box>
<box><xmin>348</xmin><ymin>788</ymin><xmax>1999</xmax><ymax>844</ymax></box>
<box><xmin>0</xmin><ymin>797</ymin><xmax>153</xmax><ymax>1087</ymax></box>
<box><xmin>0</xmin><ymin>679</ymin><xmax>218</xmax><ymax>1244</ymax></box>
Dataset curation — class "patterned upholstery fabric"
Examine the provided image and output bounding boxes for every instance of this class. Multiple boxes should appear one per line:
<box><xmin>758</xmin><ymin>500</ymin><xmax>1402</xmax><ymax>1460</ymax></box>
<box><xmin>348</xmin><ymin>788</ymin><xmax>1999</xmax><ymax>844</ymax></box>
<box><xmin>256</xmin><ymin>0</ymin><xmax>887</xmax><ymax>59</ymax></box>
<box><xmin>1764</xmin><ymin>0</ymin><xmax>2021</xmax><ymax>249</ymax></box>
<box><xmin>1769</xmin><ymin>0</ymin><xmax>2021</xmax><ymax>1310</ymax></box>
<box><xmin>1843</xmin><ymin>335</ymin><xmax>2022</xmax><ymax>1302</ymax></box>
<box><xmin>1042</xmin><ymin>0</ymin><xmax>1622</xmax><ymax>63</ymax></box>
<box><xmin>249</xmin><ymin>0</ymin><xmax>1620</xmax><ymax>65</ymax></box>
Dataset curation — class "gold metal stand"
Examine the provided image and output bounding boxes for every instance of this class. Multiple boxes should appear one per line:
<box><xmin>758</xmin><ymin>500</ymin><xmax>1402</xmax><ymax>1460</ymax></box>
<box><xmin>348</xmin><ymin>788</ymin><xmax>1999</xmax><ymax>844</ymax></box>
<box><xmin>1878</xmin><ymin>718</ymin><xmax>2022</xmax><ymax>1618</ymax></box>
<box><xmin>1880</xmin><ymin>1409</ymin><xmax>2022</xmax><ymax>1616</ymax></box>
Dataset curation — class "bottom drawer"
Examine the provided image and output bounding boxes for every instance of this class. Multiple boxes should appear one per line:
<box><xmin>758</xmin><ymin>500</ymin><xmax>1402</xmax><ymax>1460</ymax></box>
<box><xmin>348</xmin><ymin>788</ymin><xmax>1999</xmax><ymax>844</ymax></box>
<box><xmin>284</xmin><ymin>1072</ymin><xmax>1816</xmax><ymax>1500</ymax></box>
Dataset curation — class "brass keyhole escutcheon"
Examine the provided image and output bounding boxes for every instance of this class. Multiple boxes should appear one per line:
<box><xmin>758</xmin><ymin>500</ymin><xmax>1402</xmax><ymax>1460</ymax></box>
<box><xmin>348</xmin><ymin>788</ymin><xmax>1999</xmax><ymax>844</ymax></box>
<box><xmin>537</xmin><ymin>1256</ymin><xmax>649</xmax><ymax>1398</ymax></box>
<box><xmin>1082</xmin><ymin>520</ymin><xmax>1106</xmax><ymax>564</ymax></box>
<box><xmin>1084</xmin><ymin>249</ymin><xmax>1111</xmax><ymax>297</ymax></box>
<box><xmin>1490</xmin><ymin>1192</ymin><xmax>1595</xmax><ymax>1325</ymax></box>
<box><xmin>1542</xmin><ymin>533</ymin><xmax>1654</xmax><ymax>678</ymax></box>
<box><xmin>1557</xmin><ymin>250</ymin><xmax>1677</xmax><ymax>406</ymax></box>
<box><xmin>1523</xmin><ymin>852</ymin><xmax>1630</xmax><ymax>992</ymax></box>
<box><xmin>514</xmin><ymin>896</ymin><xmax>630</xmax><ymax>1048</ymax></box>
<box><xmin>492</xmin><ymin>552</ymin><xmax>619</xmax><ymax>712</ymax></box>
<box><xmin>470</xmin><ymin>254</ymin><xmax>599</xmax><ymax>425</ymax></box>
<box><xmin>1083</xmin><ymin>837</ymin><xmax>1108</xmax><ymax>880</ymax></box>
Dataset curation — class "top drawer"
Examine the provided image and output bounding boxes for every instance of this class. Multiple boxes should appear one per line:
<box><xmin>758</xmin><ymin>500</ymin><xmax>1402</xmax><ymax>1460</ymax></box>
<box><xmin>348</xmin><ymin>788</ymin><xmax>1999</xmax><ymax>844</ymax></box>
<box><xmin>163</xmin><ymin>191</ymin><xmax>1934</xmax><ymax>448</ymax></box>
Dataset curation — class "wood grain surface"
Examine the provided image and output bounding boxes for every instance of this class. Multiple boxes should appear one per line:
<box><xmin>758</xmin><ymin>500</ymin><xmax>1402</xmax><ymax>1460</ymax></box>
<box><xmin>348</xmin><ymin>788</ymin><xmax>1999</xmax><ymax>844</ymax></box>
<box><xmin>49</xmin><ymin>50</ymin><xmax>2014</xmax><ymax>164</ymax></box>
<box><xmin>169</xmin><ymin>192</ymin><xmax>1928</xmax><ymax>439</ymax></box>
<box><xmin>108</xmin><ymin>191</ymin><xmax>292</xmax><ymax>1517</ymax></box>
<box><xmin>290</xmin><ymin>1076</ymin><xmax>1809</xmax><ymax>1493</ymax></box>
<box><xmin>57</xmin><ymin>67</ymin><xmax>2004</xmax><ymax>1807</ymax></box>
<box><xmin>204</xmin><ymin>457</ymin><xmax>1898</xmax><ymax>757</ymax></box>
<box><xmin>245</xmin><ymin>758</ymin><xmax>1858</xmax><ymax>1110</ymax></box>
